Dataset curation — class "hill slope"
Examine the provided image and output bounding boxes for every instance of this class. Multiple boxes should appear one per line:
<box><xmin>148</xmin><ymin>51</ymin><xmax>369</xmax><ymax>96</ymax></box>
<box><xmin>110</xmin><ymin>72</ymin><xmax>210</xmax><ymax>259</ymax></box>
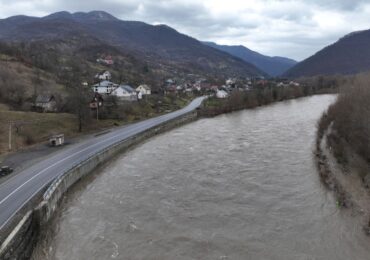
<box><xmin>285</xmin><ymin>29</ymin><xmax>370</xmax><ymax>77</ymax></box>
<box><xmin>203</xmin><ymin>41</ymin><xmax>297</xmax><ymax>77</ymax></box>
<box><xmin>0</xmin><ymin>11</ymin><xmax>265</xmax><ymax>80</ymax></box>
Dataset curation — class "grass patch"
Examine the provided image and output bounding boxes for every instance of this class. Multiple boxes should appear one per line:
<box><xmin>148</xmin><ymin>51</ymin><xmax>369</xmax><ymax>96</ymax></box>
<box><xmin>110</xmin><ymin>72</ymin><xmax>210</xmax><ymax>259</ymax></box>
<box><xmin>0</xmin><ymin>105</ymin><xmax>120</xmax><ymax>154</ymax></box>
<box><xmin>0</xmin><ymin>95</ymin><xmax>194</xmax><ymax>154</ymax></box>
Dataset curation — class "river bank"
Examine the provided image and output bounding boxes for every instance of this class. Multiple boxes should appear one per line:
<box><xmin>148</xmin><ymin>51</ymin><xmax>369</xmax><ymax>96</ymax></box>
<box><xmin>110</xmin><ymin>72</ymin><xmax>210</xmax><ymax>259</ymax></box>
<box><xmin>315</xmin><ymin>113</ymin><xmax>370</xmax><ymax>233</ymax></box>
<box><xmin>315</xmin><ymin>75</ymin><xmax>370</xmax><ymax>233</ymax></box>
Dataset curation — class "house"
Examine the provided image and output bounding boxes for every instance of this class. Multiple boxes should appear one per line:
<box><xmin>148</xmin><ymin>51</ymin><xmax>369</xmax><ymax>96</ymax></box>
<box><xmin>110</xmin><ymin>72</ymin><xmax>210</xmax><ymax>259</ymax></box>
<box><xmin>226</xmin><ymin>78</ymin><xmax>236</xmax><ymax>87</ymax></box>
<box><xmin>111</xmin><ymin>85</ymin><xmax>138</xmax><ymax>101</ymax></box>
<box><xmin>104</xmin><ymin>56</ymin><xmax>114</xmax><ymax>65</ymax></box>
<box><xmin>165</xmin><ymin>79</ymin><xmax>175</xmax><ymax>85</ymax></box>
<box><xmin>289</xmin><ymin>81</ymin><xmax>300</xmax><ymax>87</ymax></box>
<box><xmin>200</xmin><ymin>82</ymin><xmax>211</xmax><ymax>90</ymax></box>
<box><xmin>89</xmin><ymin>93</ymin><xmax>104</xmax><ymax>109</ymax></box>
<box><xmin>244</xmin><ymin>84</ymin><xmax>252</xmax><ymax>91</ymax></box>
<box><xmin>136</xmin><ymin>84</ymin><xmax>151</xmax><ymax>95</ymax></box>
<box><xmin>221</xmin><ymin>85</ymin><xmax>232</xmax><ymax>93</ymax></box>
<box><xmin>192</xmin><ymin>84</ymin><xmax>201</xmax><ymax>92</ymax></box>
<box><xmin>216</xmin><ymin>90</ymin><xmax>229</xmax><ymax>99</ymax></box>
<box><xmin>95</xmin><ymin>71</ymin><xmax>112</xmax><ymax>81</ymax></box>
<box><xmin>35</xmin><ymin>94</ymin><xmax>57</xmax><ymax>112</ymax></box>
<box><xmin>92</xmin><ymin>81</ymin><xmax>118</xmax><ymax>95</ymax></box>
<box><xmin>97</xmin><ymin>55</ymin><xmax>114</xmax><ymax>65</ymax></box>
<box><xmin>256</xmin><ymin>80</ymin><xmax>268</xmax><ymax>87</ymax></box>
<box><xmin>166</xmin><ymin>85</ymin><xmax>177</xmax><ymax>94</ymax></box>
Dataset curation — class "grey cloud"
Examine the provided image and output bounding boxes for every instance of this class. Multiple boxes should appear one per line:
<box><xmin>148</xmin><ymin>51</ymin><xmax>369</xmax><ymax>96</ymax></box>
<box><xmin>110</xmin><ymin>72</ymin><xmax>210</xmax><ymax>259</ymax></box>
<box><xmin>269</xmin><ymin>0</ymin><xmax>367</xmax><ymax>11</ymax></box>
<box><xmin>0</xmin><ymin>0</ymin><xmax>369</xmax><ymax>60</ymax></box>
<box><xmin>311</xmin><ymin>0</ymin><xmax>367</xmax><ymax>11</ymax></box>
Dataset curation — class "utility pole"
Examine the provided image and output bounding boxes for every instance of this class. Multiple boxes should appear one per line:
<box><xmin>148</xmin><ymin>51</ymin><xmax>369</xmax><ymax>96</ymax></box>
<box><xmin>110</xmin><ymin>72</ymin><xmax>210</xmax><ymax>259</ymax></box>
<box><xmin>7</xmin><ymin>120</ymin><xmax>39</xmax><ymax>152</ymax></box>
<box><xmin>96</xmin><ymin>101</ymin><xmax>99</xmax><ymax>121</ymax></box>
<box><xmin>8</xmin><ymin>122</ymin><xmax>12</xmax><ymax>151</ymax></box>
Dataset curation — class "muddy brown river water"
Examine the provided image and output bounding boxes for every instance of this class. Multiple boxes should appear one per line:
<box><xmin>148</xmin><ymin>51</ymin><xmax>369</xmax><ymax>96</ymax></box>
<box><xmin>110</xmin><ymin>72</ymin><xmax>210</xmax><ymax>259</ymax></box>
<box><xmin>33</xmin><ymin>95</ymin><xmax>370</xmax><ymax>259</ymax></box>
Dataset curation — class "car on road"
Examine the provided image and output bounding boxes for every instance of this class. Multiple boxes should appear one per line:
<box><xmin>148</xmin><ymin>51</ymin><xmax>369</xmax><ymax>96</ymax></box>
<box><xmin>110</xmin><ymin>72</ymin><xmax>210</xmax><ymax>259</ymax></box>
<box><xmin>0</xmin><ymin>166</ymin><xmax>13</xmax><ymax>176</ymax></box>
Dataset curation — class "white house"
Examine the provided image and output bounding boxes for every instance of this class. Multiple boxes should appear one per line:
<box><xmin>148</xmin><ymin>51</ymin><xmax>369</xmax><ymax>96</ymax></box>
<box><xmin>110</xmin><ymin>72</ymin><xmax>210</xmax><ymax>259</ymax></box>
<box><xmin>166</xmin><ymin>79</ymin><xmax>175</xmax><ymax>85</ymax></box>
<box><xmin>111</xmin><ymin>85</ymin><xmax>137</xmax><ymax>101</ymax></box>
<box><xmin>136</xmin><ymin>84</ymin><xmax>151</xmax><ymax>95</ymax></box>
<box><xmin>92</xmin><ymin>80</ymin><xmax>118</xmax><ymax>95</ymax></box>
<box><xmin>226</xmin><ymin>78</ymin><xmax>236</xmax><ymax>86</ymax></box>
<box><xmin>95</xmin><ymin>71</ymin><xmax>112</xmax><ymax>81</ymax></box>
<box><xmin>289</xmin><ymin>81</ymin><xmax>300</xmax><ymax>87</ymax></box>
<box><xmin>216</xmin><ymin>90</ymin><xmax>229</xmax><ymax>99</ymax></box>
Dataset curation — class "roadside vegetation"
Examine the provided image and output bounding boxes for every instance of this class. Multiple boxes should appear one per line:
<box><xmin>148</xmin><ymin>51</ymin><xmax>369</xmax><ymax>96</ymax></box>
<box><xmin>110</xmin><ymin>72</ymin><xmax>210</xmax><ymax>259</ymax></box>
<box><xmin>0</xmin><ymin>104</ymin><xmax>116</xmax><ymax>154</ymax></box>
<box><xmin>0</xmin><ymin>94</ymin><xmax>193</xmax><ymax>154</ymax></box>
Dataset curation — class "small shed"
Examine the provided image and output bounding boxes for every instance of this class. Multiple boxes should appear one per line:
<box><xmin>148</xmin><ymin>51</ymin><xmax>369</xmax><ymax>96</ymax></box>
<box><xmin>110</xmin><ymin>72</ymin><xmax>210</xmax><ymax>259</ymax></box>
<box><xmin>49</xmin><ymin>134</ymin><xmax>65</xmax><ymax>147</ymax></box>
<box><xmin>35</xmin><ymin>94</ymin><xmax>57</xmax><ymax>112</ymax></box>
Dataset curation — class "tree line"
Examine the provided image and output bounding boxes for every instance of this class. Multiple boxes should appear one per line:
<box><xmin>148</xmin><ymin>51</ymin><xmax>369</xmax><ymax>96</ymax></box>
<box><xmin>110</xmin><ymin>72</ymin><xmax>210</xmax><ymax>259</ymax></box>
<box><xmin>199</xmin><ymin>81</ymin><xmax>336</xmax><ymax>117</ymax></box>
<box><xmin>318</xmin><ymin>73</ymin><xmax>370</xmax><ymax>163</ymax></box>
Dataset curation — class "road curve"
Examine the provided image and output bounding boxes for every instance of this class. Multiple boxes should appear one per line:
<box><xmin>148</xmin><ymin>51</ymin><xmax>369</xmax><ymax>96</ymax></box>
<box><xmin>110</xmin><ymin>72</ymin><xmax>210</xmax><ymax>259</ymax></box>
<box><xmin>0</xmin><ymin>97</ymin><xmax>205</xmax><ymax>231</ymax></box>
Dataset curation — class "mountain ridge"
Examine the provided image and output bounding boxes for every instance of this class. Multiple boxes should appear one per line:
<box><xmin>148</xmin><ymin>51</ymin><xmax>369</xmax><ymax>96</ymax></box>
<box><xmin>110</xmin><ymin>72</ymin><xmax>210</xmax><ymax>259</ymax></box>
<box><xmin>0</xmin><ymin>11</ymin><xmax>265</xmax><ymax>80</ymax></box>
<box><xmin>203</xmin><ymin>41</ymin><xmax>297</xmax><ymax>77</ymax></box>
<box><xmin>284</xmin><ymin>29</ymin><xmax>370</xmax><ymax>77</ymax></box>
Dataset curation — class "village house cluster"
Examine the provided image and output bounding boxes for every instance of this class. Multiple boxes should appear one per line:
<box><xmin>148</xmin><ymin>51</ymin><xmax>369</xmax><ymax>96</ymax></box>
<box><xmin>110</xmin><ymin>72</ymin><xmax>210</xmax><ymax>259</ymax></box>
<box><xmin>160</xmin><ymin>77</ymin><xmax>301</xmax><ymax>99</ymax></box>
<box><xmin>32</xmin><ymin>67</ymin><xmax>301</xmax><ymax>113</ymax></box>
<box><xmin>161</xmin><ymin>78</ymin><xmax>241</xmax><ymax>99</ymax></box>
<box><xmin>89</xmin><ymin>70</ymin><xmax>152</xmax><ymax>109</ymax></box>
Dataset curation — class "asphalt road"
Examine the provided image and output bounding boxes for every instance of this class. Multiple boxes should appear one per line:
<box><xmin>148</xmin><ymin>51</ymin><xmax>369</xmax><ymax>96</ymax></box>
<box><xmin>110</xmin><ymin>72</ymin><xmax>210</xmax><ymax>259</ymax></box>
<box><xmin>0</xmin><ymin>97</ymin><xmax>205</xmax><ymax>231</ymax></box>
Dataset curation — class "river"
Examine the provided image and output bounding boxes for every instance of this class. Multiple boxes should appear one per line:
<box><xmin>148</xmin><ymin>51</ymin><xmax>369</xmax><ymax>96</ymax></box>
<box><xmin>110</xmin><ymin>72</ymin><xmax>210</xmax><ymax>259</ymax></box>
<box><xmin>33</xmin><ymin>95</ymin><xmax>370</xmax><ymax>260</ymax></box>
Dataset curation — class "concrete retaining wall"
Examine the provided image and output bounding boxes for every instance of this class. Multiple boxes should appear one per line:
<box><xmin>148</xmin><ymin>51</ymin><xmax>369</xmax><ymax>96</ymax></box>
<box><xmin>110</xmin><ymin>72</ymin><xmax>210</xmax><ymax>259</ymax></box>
<box><xmin>0</xmin><ymin>211</ymin><xmax>38</xmax><ymax>260</ymax></box>
<box><xmin>0</xmin><ymin>110</ymin><xmax>198</xmax><ymax>259</ymax></box>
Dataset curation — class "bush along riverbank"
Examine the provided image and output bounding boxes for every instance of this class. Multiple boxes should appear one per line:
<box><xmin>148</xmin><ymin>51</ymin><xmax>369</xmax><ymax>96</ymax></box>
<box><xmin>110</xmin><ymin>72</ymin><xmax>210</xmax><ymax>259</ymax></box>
<box><xmin>315</xmin><ymin>73</ymin><xmax>370</xmax><ymax>234</ymax></box>
<box><xmin>198</xmin><ymin>84</ymin><xmax>336</xmax><ymax>117</ymax></box>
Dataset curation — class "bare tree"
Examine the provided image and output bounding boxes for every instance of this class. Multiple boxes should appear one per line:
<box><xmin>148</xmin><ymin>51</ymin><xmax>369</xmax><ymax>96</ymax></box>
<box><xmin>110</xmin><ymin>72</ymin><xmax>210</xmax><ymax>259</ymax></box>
<box><xmin>64</xmin><ymin>61</ymin><xmax>92</xmax><ymax>132</ymax></box>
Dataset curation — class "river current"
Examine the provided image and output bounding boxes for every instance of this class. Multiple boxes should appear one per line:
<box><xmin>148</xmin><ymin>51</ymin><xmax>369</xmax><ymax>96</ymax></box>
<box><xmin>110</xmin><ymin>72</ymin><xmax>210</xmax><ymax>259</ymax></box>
<box><xmin>33</xmin><ymin>95</ymin><xmax>370</xmax><ymax>259</ymax></box>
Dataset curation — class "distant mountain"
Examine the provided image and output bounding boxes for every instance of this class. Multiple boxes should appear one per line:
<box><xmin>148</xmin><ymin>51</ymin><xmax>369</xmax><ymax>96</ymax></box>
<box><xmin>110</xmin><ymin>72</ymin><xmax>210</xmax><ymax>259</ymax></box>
<box><xmin>0</xmin><ymin>11</ymin><xmax>265</xmax><ymax>80</ymax></box>
<box><xmin>285</xmin><ymin>29</ymin><xmax>370</xmax><ymax>78</ymax></box>
<box><xmin>203</xmin><ymin>42</ymin><xmax>297</xmax><ymax>77</ymax></box>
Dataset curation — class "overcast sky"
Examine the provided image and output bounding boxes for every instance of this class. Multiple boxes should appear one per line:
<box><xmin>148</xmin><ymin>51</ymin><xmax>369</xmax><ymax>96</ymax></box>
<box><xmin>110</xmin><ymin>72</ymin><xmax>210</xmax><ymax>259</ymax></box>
<box><xmin>0</xmin><ymin>0</ymin><xmax>369</xmax><ymax>61</ymax></box>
